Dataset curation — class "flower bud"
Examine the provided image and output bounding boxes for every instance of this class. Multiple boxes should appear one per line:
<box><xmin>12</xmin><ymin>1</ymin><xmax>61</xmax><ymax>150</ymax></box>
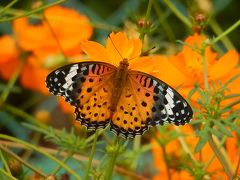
<box><xmin>138</xmin><ymin>19</ymin><xmax>151</xmax><ymax>28</ymax></box>
<box><xmin>8</xmin><ymin>158</ymin><xmax>23</xmax><ymax>177</ymax></box>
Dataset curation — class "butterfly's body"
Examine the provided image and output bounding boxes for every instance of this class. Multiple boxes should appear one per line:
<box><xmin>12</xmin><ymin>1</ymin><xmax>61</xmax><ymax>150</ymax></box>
<box><xmin>111</xmin><ymin>59</ymin><xmax>129</xmax><ymax>112</ymax></box>
<box><xmin>46</xmin><ymin>60</ymin><xmax>193</xmax><ymax>138</ymax></box>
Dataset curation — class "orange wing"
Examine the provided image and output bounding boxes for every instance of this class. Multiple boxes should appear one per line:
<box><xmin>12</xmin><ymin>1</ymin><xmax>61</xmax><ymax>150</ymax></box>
<box><xmin>110</xmin><ymin>70</ymin><xmax>193</xmax><ymax>138</ymax></box>
<box><xmin>46</xmin><ymin>61</ymin><xmax>117</xmax><ymax>130</ymax></box>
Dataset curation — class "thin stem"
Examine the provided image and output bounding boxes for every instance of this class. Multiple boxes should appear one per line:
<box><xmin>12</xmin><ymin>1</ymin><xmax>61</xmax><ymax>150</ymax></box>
<box><xmin>0</xmin><ymin>144</ymin><xmax>47</xmax><ymax>178</ymax></box>
<box><xmin>105</xmin><ymin>136</ymin><xmax>119</xmax><ymax>180</ymax></box>
<box><xmin>0</xmin><ymin>0</ymin><xmax>18</xmax><ymax>14</ymax></box>
<box><xmin>201</xmin><ymin>52</ymin><xmax>209</xmax><ymax>90</ymax></box>
<box><xmin>90</xmin><ymin>21</ymin><xmax>121</xmax><ymax>31</ymax></box>
<box><xmin>0</xmin><ymin>0</ymin><xmax>66</xmax><ymax>22</ymax></box>
<box><xmin>152</xmin><ymin>133</ymin><xmax>171</xmax><ymax>180</ymax></box>
<box><xmin>174</xmin><ymin>126</ymin><xmax>196</xmax><ymax>162</ymax></box>
<box><xmin>0</xmin><ymin>134</ymin><xmax>81</xmax><ymax>180</ymax></box>
<box><xmin>139</xmin><ymin>0</ymin><xmax>153</xmax><ymax>41</ymax></box>
<box><xmin>4</xmin><ymin>104</ymin><xmax>47</xmax><ymax>129</ymax></box>
<box><xmin>132</xmin><ymin>136</ymin><xmax>141</xmax><ymax>169</ymax></box>
<box><xmin>200</xmin><ymin>33</ymin><xmax>234</xmax><ymax>178</ymax></box>
<box><xmin>152</xmin><ymin>0</ymin><xmax>175</xmax><ymax>42</ymax></box>
<box><xmin>0</xmin><ymin>140</ymin><xmax>150</xmax><ymax>180</ymax></box>
<box><xmin>0</xmin><ymin>149</ymin><xmax>12</xmax><ymax>175</ymax></box>
<box><xmin>0</xmin><ymin>7</ymin><xmax>41</xmax><ymax>19</ymax></box>
<box><xmin>161</xmin><ymin>144</ymin><xmax>172</xmax><ymax>180</ymax></box>
<box><xmin>234</xmin><ymin>155</ymin><xmax>240</xmax><ymax>178</ymax></box>
<box><xmin>1</xmin><ymin>64</ymin><xmax>23</xmax><ymax>103</ymax></box>
<box><xmin>209</xmin><ymin>19</ymin><xmax>235</xmax><ymax>50</ymax></box>
<box><xmin>51</xmin><ymin>152</ymin><xmax>73</xmax><ymax>175</ymax></box>
<box><xmin>83</xmin><ymin>131</ymin><xmax>99</xmax><ymax>180</ymax></box>
<box><xmin>208</xmin><ymin>134</ymin><xmax>233</xmax><ymax>179</ymax></box>
<box><xmin>0</xmin><ymin>168</ymin><xmax>17</xmax><ymax>180</ymax></box>
<box><xmin>163</xmin><ymin>0</ymin><xmax>191</xmax><ymax>28</ymax></box>
<box><xmin>212</xmin><ymin>19</ymin><xmax>240</xmax><ymax>45</ymax></box>
<box><xmin>203</xmin><ymin>136</ymin><xmax>227</xmax><ymax>170</ymax></box>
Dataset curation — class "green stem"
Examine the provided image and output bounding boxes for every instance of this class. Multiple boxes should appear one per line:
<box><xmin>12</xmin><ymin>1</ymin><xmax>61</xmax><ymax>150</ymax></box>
<box><xmin>234</xmin><ymin>155</ymin><xmax>240</xmax><ymax>178</ymax></box>
<box><xmin>90</xmin><ymin>21</ymin><xmax>121</xmax><ymax>31</ymax></box>
<box><xmin>0</xmin><ymin>149</ymin><xmax>12</xmax><ymax>175</ymax></box>
<box><xmin>152</xmin><ymin>0</ymin><xmax>175</xmax><ymax>42</ymax></box>
<box><xmin>0</xmin><ymin>168</ymin><xmax>17</xmax><ymax>180</ymax></box>
<box><xmin>161</xmin><ymin>144</ymin><xmax>172</xmax><ymax>180</ymax></box>
<box><xmin>0</xmin><ymin>0</ymin><xmax>66</xmax><ymax>22</ymax></box>
<box><xmin>83</xmin><ymin>131</ymin><xmax>99</xmax><ymax>180</ymax></box>
<box><xmin>210</xmin><ymin>19</ymin><xmax>235</xmax><ymax>50</ymax></box>
<box><xmin>174</xmin><ymin>126</ymin><xmax>196</xmax><ymax>162</ymax></box>
<box><xmin>0</xmin><ymin>0</ymin><xmax>18</xmax><ymax>14</ymax></box>
<box><xmin>201</xmin><ymin>35</ymin><xmax>233</xmax><ymax>178</ymax></box>
<box><xmin>131</xmin><ymin>136</ymin><xmax>141</xmax><ymax>169</ymax></box>
<box><xmin>201</xmin><ymin>52</ymin><xmax>209</xmax><ymax>90</ymax></box>
<box><xmin>105</xmin><ymin>136</ymin><xmax>119</xmax><ymax>180</ymax></box>
<box><xmin>4</xmin><ymin>104</ymin><xmax>47</xmax><ymax>129</ymax></box>
<box><xmin>212</xmin><ymin>19</ymin><xmax>240</xmax><ymax>45</ymax></box>
<box><xmin>1</xmin><ymin>64</ymin><xmax>23</xmax><ymax>103</ymax></box>
<box><xmin>0</xmin><ymin>7</ymin><xmax>41</xmax><ymax>19</ymax></box>
<box><xmin>0</xmin><ymin>134</ymin><xmax>81</xmax><ymax>179</ymax></box>
<box><xmin>208</xmin><ymin>134</ymin><xmax>233</xmax><ymax>179</ymax></box>
<box><xmin>139</xmin><ymin>0</ymin><xmax>153</xmax><ymax>41</ymax></box>
<box><xmin>163</xmin><ymin>0</ymin><xmax>191</xmax><ymax>28</ymax></box>
<box><xmin>203</xmin><ymin>136</ymin><xmax>227</xmax><ymax>170</ymax></box>
<box><xmin>152</xmin><ymin>133</ymin><xmax>171</xmax><ymax>180</ymax></box>
<box><xmin>51</xmin><ymin>152</ymin><xmax>73</xmax><ymax>175</ymax></box>
<box><xmin>0</xmin><ymin>144</ymin><xmax>47</xmax><ymax>178</ymax></box>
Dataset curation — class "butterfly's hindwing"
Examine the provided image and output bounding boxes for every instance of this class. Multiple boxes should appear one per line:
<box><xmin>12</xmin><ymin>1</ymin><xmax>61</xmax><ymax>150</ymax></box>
<box><xmin>110</xmin><ymin>83</ymin><xmax>149</xmax><ymax>138</ymax></box>
<box><xmin>46</xmin><ymin>61</ymin><xmax>117</xmax><ymax>130</ymax></box>
<box><xmin>129</xmin><ymin>71</ymin><xmax>193</xmax><ymax>127</ymax></box>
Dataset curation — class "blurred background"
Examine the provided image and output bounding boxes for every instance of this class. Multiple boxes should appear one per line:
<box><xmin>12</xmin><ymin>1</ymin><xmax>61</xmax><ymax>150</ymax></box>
<box><xmin>0</xmin><ymin>0</ymin><xmax>239</xmax><ymax>179</ymax></box>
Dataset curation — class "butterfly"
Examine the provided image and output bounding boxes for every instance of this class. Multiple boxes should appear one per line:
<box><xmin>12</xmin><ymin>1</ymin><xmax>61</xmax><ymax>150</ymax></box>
<box><xmin>46</xmin><ymin>58</ymin><xmax>193</xmax><ymax>138</ymax></box>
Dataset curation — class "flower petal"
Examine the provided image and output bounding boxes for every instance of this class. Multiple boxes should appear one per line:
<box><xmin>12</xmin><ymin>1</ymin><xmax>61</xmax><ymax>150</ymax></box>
<box><xmin>20</xmin><ymin>57</ymin><xmax>49</xmax><ymax>94</ymax></box>
<box><xmin>106</xmin><ymin>32</ymin><xmax>142</xmax><ymax>65</ymax></box>
<box><xmin>13</xmin><ymin>5</ymin><xmax>93</xmax><ymax>55</ymax></box>
<box><xmin>151</xmin><ymin>55</ymin><xmax>188</xmax><ymax>87</ymax></box>
<box><xmin>81</xmin><ymin>40</ymin><xmax>109</xmax><ymax>62</ymax></box>
<box><xmin>208</xmin><ymin>50</ymin><xmax>239</xmax><ymax>80</ymax></box>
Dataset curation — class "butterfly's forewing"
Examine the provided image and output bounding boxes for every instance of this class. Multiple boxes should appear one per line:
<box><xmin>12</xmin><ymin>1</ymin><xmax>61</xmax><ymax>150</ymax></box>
<box><xmin>110</xmin><ymin>70</ymin><xmax>193</xmax><ymax>138</ymax></box>
<box><xmin>46</xmin><ymin>61</ymin><xmax>117</xmax><ymax>130</ymax></box>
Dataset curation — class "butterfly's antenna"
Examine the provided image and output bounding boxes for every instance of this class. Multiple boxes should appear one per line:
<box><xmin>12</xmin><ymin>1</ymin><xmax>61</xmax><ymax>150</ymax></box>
<box><xmin>108</xmin><ymin>34</ymin><xmax>124</xmax><ymax>60</ymax></box>
<box><xmin>128</xmin><ymin>46</ymin><xmax>156</xmax><ymax>62</ymax></box>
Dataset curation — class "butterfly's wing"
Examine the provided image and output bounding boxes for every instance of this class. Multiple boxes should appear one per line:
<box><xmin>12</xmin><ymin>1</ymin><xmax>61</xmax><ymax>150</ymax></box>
<box><xmin>46</xmin><ymin>61</ymin><xmax>117</xmax><ymax>130</ymax></box>
<box><xmin>110</xmin><ymin>70</ymin><xmax>193</xmax><ymax>138</ymax></box>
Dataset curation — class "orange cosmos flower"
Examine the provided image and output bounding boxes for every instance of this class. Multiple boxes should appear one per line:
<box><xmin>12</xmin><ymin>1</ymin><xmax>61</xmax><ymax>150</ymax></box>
<box><xmin>151</xmin><ymin>33</ymin><xmax>239</xmax><ymax>104</ymax></box>
<box><xmin>0</xmin><ymin>5</ymin><xmax>93</xmax><ymax>95</ymax></box>
<box><xmin>0</xmin><ymin>35</ymin><xmax>20</xmax><ymax>80</ymax></box>
<box><xmin>81</xmin><ymin>32</ymin><xmax>152</xmax><ymax>69</ymax></box>
<box><xmin>13</xmin><ymin>5</ymin><xmax>93</xmax><ymax>56</ymax></box>
<box><xmin>151</xmin><ymin>125</ymin><xmax>237</xmax><ymax>179</ymax></box>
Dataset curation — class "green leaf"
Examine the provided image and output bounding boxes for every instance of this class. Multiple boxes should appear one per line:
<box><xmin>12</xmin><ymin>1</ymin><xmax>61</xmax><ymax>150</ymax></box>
<box><xmin>214</xmin><ymin>120</ymin><xmax>232</xmax><ymax>137</ymax></box>
<box><xmin>209</xmin><ymin>128</ymin><xmax>222</xmax><ymax>138</ymax></box>
<box><xmin>224</xmin><ymin>120</ymin><xmax>240</xmax><ymax>134</ymax></box>
<box><xmin>225</xmin><ymin>93</ymin><xmax>240</xmax><ymax>99</ymax></box>
<box><xmin>195</xmin><ymin>135</ymin><xmax>209</xmax><ymax>153</ymax></box>
<box><xmin>194</xmin><ymin>126</ymin><xmax>210</xmax><ymax>152</ymax></box>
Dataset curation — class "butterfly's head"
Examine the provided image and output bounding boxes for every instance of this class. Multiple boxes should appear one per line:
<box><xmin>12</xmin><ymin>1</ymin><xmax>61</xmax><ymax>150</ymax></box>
<box><xmin>120</xmin><ymin>58</ymin><xmax>129</xmax><ymax>67</ymax></box>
